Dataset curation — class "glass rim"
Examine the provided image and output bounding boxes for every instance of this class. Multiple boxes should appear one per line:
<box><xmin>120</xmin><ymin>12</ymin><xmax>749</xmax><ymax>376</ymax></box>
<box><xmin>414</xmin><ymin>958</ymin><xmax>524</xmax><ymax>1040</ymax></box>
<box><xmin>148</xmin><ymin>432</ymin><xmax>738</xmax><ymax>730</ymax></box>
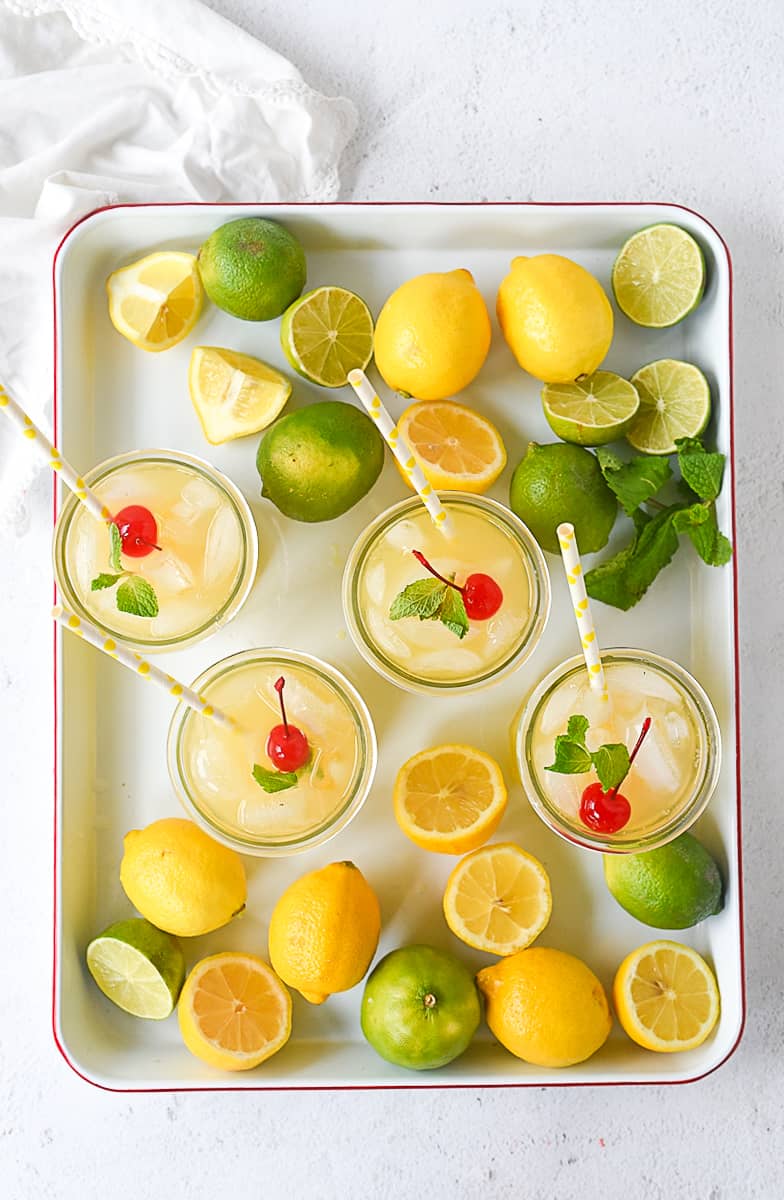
<box><xmin>52</xmin><ymin>447</ymin><xmax>258</xmax><ymax>651</ymax></box>
<box><xmin>515</xmin><ymin>647</ymin><xmax>723</xmax><ymax>853</ymax></box>
<box><xmin>166</xmin><ymin>647</ymin><xmax>378</xmax><ymax>857</ymax></box>
<box><xmin>341</xmin><ymin>491</ymin><xmax>551</xmax><ymax>695</ymax></box>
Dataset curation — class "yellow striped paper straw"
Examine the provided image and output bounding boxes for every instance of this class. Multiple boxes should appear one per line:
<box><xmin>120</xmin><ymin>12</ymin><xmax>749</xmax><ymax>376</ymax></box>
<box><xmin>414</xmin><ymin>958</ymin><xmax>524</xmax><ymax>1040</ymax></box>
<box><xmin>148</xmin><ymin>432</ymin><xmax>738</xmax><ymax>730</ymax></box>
<box><xmin>347</xmin><ymin>368</ymin><xmax>452</xmax><ymax>534</ymax></box>
<box><xmin>0</xmin><ymin>382</ymin><xmax>111</xmax><ymax>524</ymax></box>
<box><xmin>556</xmin><ymin>522</ymin><xmax>607</xmax><ymax>701</ymax></box>
<box><xmin>53</xmin><ymin>604</ymin><xmax>236</xmax><ymax>731</ymax></box>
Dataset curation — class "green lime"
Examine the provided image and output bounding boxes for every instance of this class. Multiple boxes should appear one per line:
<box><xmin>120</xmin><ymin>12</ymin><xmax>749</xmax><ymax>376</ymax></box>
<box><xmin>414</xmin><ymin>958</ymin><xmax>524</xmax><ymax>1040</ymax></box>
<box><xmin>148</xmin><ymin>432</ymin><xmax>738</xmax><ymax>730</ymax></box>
<box><xmin>603</xmin><ymin>833</ymin><xmax>724</xmax><ymax>929</ymax></box>
<box><xmin>257</xmin><ymin>400</ymin><xmax>384</xmax><ymax>522</ymax></box>
<box><xmin>626</xmin><ymin>359</ymin><xmax>711</xmax><ymax>455</ymax></box>
<box><xmin>509</xmin><ymin>442</ymin><xmax>617</xmax><ymax>554</ymax></box>
<box><xmin>86</xmin><ymin>918</ymin><xmax>185</xmax><ymax>1019</ymax></box>
<box><xmin>612</xmin><ymin>224</ymin><xmax>705</xmax><ymax>328</ymax></box>
<box><xmin>281</xmin><ymin>287</ymin><xmax>374</xmax><ymax>388</ymax></box>
<box><xmin>360</xmin><ymin>944</ymin><xmax>481</xmax><ymax>1071</ymax></box>
<box><xmin>542</xmin><ymin>371</ymin><xmax>640</xmax><ymax>446</ymax></box>
<box><xmin>197</xmin><ymin>217</ymin><xmax>306</xmax><ymax>321</ymax></box>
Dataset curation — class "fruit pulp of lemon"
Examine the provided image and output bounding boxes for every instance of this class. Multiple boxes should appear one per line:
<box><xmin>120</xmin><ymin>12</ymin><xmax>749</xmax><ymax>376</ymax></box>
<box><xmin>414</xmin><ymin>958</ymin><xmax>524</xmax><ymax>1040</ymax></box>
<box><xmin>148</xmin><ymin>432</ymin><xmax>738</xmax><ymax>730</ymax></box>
<box><xmin>355</xmin><ymin>500</ymin><xmax>533</xmax><ymax>684</ymax></box>
<box><xmin>63</xmin><ymin>455</ymin><xmax>249</xmax><ymax>644</ymax></box>
<box><xmin>527</xmin><ymin>659</ymin><xmax>706</xmax><ymax>840</ymax></box>
<box><xmin>178</xmin><ymin>659</ymin><xmax>364</xmax><ymax>841</ymax></box>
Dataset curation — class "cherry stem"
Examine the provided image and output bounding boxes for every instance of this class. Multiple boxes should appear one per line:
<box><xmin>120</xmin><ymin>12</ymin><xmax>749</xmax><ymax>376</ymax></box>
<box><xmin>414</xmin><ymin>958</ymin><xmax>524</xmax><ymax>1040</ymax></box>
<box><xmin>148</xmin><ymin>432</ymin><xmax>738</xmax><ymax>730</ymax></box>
<box><xmin>608</xmin><ymin>717</ymin><xmax>652</xmax><ymax>799</ymax></box>
<box><xmin>274</xmin><ymin>676</ymin><xmax>290</xmax><ymax>738</ymax></box>
<box><xmin>412</xmin><ymin>550</ymin><xmax>464</xmax><ymax>594</ymax></box>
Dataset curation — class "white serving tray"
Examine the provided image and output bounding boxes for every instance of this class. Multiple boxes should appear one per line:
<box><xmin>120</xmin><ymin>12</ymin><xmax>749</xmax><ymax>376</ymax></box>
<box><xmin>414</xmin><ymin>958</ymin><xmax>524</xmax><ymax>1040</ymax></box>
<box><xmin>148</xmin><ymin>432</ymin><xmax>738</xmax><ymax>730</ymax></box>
<box><xmin>53</xmin><ymin>202</ymin><xmax>743</xmax><ymax>1090</ymax></box>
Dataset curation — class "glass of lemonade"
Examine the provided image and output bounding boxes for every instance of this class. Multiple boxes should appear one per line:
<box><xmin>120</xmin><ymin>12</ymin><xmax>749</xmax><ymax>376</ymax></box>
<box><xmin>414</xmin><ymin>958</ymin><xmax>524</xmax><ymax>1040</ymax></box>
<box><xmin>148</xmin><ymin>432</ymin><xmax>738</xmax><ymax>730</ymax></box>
<box><xmin>514</xmin><ymin>648</ymin><xmax>722</xmax><ymax>853</ymax></box>
<box><xmin>167</xmin><ymin>648</ymin><xmax>377</xmax><ymax>856</ymax></box>
<box><xmin>53</xmin><ymin>449</ymin><xmax>257</xmax><ymax>651</ymax></box>
<box><xmin>342</xmin><ymin>493</ymin><xmax>550</xmax><ymax>694</ymax></box>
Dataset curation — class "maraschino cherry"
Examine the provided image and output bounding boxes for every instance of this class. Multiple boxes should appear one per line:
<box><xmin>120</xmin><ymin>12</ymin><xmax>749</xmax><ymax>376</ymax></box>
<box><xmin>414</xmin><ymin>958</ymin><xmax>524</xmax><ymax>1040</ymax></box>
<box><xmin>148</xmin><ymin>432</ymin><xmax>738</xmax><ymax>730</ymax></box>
<box><xmin>113</xmin><ymin>505</ymin><xmax>161</xmax><ymax>558</ymax></box>
<box><xmin>579</xmin><ymin>717</ymin><xmax>652</xmax><ymax>835</ymax></box>
<box><xmin>266</xmin><ymin>676</ymin><xmax>309</xmax><ymax>772</ymax></box>
<box><xmin>411</xmin><ymin>550</ymin><xmax>503</xmax><ymax>620</ymax></box>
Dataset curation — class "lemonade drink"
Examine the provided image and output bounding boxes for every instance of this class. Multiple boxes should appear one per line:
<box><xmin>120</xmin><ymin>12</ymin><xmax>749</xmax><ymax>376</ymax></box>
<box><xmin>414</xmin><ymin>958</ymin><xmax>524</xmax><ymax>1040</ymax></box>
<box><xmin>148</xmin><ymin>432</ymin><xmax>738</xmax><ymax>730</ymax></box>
<box><xmin>343</xmin><ymin>494</ymin><xmax>550</xmax><ymax>694</ymax></box>
<box><xmin>53</xmin><ymin>450</ymin><xmax>257</xmax><ymax>650</ymax></box>
<box><xmin>514</xmin><ymin>649</ymin><xmax>721</xmax><ymax>852</ymax></box>
<box><xmin>168</xmin><ymin>650</ymin><xmax>377</xmax><ymax>855</ymax></box>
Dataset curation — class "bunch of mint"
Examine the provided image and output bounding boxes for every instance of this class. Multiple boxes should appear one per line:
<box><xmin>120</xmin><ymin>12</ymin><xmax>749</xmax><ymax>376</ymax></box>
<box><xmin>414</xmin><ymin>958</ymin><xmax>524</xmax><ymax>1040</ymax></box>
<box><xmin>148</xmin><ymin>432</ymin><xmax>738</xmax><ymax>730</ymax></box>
<box><xmin>584</xmin><ymin>437</ymin><xmax>732</xmax><ymax>611</ymax></box>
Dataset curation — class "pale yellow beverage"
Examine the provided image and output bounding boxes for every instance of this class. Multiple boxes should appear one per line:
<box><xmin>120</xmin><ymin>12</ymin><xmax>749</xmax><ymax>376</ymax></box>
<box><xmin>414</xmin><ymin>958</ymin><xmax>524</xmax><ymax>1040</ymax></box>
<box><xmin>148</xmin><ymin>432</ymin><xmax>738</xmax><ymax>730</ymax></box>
<box><xmin>53</xmin><ymin>450</ymin><xmax>257</xmax><ymax>650</ymax></box>
<box><xmin>168</xmin><ymin>650</ymin><xmax>377</xmax><ymax>856</ymax></box>
<box><xmin>343</xmin><ymin>494</ymin><xmax>550</xmax><ymax>693</ymax></box>
<box><xmin>515</xmin><ymin>649</ymin><xmax>722</xmax><ymax>852</ymax></box>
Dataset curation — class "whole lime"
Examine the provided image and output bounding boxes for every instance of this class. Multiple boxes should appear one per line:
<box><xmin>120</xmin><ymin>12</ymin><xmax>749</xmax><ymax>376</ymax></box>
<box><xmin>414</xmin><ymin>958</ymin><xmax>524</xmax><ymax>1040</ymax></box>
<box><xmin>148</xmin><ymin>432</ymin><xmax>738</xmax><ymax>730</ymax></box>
<box><xmin>360</xmin><ymin>944</ymin><xmax>481</xmax><ymax>1071</ymax></box>
<box><xmin>509</xmin><ymin>442</ymin><xmax>617</xmax><ymax>554</ymax></box>
<box><xmin>603</xmin><ymin>832</ymin><xmax>724</xmax><ymax>929</ymax></box>
<box><xmin>257</xmin><ymin>401</ymin><xmax>384</xmax><ymax>522</ymax></box>
<box><xmin>197</xmin><ymin>217</ymin><xmax>306</xmax><ymax>321</ymax></box>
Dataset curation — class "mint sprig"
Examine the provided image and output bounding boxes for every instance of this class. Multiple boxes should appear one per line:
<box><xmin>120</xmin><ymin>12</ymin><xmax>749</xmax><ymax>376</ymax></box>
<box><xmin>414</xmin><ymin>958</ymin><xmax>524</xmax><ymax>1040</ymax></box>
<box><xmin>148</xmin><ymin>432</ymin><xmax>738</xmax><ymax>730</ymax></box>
<box><xmin>89</xmin><ymin>520</ymin><xmax>159</xmax><ymax>617</ymax></box>
<box><xmin>252</xmin><ymin>764</ymin><xmax>299</xmax><ymax>793</ymax></box>
<box><xmin>546</xmin><ymin>713</ymin><xmax>630</xmax><ymax>791</ymax></box>
<box><xmin>390</xmin><ymin>576</ymin><xmax>469</xmax><ymax>640</ymax></box>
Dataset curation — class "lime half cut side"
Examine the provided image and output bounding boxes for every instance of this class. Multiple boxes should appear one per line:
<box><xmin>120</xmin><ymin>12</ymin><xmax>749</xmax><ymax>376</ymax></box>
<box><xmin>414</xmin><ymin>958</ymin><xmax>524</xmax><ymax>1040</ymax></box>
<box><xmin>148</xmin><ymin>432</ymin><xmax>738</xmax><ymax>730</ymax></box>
<box><xmin>542</xmin><ymin>371</ymin><xmax>640</xmax><ymax>446</ymax></box>
<box><xmin>86</xmin><ymin>918</ymin><xmax>185</xmax><ymax>1019</ymax></box>
<box><xmin>627</xmin><ymin>359</ymin><xmax>711</xmax><ymax>455</ymax></box>
<box><xmin>612</xmin><ymin>224</ymin><xmax>705</xmax><ymax>328</ymax></box>
<box><xmin>281</xmin><ymin>286</ymin><xmax>374</xmax><ymax>387</ymax></box>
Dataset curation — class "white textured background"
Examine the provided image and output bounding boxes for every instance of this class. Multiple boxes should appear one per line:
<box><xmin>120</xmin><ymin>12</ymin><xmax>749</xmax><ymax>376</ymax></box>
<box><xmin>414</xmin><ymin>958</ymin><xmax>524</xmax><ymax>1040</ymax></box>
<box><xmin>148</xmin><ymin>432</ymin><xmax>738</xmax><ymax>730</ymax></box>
<box><xmin>3</xmin><ymin>0</ymin><xmax>783</xmax><ymax>1196</ymax></box>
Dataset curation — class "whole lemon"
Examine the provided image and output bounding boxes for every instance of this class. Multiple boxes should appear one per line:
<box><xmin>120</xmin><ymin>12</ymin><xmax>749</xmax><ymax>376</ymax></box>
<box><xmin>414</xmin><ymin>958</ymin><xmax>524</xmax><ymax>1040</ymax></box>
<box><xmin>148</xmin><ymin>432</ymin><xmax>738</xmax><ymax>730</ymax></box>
<box><xmin>374</xmin><ymin>269</ymin><xmax>491</xmax><ymax>399</ymax></box>
<box><xmin>120</xmin><ymin>818</ymin><xmax>246</xmax><ymax>938</ymax></box>
<box><xmin>268</xmin><ymin>861</ymin><xmax>381</xmax><ymax>1004</ymax></box>
<box><xmin>497</xmin><ymin>255</ymin><xmax>613</xmax><ymax>382</ymax></box>
<box><xmin>476</xmin><ymin>947</ymin><xmax>612</xmax><ymax>1068</ymax></box>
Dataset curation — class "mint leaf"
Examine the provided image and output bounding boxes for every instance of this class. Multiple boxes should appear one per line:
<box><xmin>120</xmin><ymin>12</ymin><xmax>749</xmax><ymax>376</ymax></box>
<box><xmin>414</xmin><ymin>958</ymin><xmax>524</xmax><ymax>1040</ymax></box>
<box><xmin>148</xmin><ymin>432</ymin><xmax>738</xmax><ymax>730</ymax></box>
<box><xmin>546</xmin><ymin>739</ymin><xmax>592</xmax><ymax>775</ymax></box>
<box><xmin>674</xmin><ymin>502</ymin><xmax>733</xmax><ymax>566</ymax></box>
<box><xmin>439</xmin><ymin>587</ymin><xmax>469</xmax><ymax>639</ymax></box>
<box><xmin>566</xmin><ymin>714</ymin><xmax>590</xmax><ymax>744</ymax></box>
<box><xmin>585</xmin><ymin>506</ymin><xmax>682</xmax><ymax>611</ymax></box>
<box><xmin>252</xmin><ymin>764</ymin><xmax>298</xmax><ymax>793</ymax></box>
<box><xmin>596</xmin><ymin>448</ymin><xmax>672</xmax><ymax>517</ymax></box>
<box><xmin>675</xmin><ymin>437</ymin><xmax>725</xmax><ymax>502</ymax></box>
<box><xmin>91</xmin><ymin>572</ymin><xmax>122</xmax><ymax>591</ymax></box>
<box><xmin>109</xmin><ymin>522</ymin><xmax>123</xmax><ymax>572</ymax></box>
<box><xmin>390</xmin><ymin>578</ymin><xmax>446</xmax><ymax>621</ymax></box>
<box><xmin>116</xmin><ymin>575</ymin><xmax>159</xmax><ymax>617</ymax></box>
<box><xmin>591</xmin><ymin>743</ymin><xmax>630</xmax><ymax>791</ymax></box>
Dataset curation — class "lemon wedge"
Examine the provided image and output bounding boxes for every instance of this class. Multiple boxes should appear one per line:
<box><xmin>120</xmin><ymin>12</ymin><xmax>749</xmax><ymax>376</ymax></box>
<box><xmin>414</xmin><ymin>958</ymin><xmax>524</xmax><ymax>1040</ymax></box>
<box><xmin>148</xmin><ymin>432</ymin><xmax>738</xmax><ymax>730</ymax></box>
<box><xmin>189</xmin><ymin>346</ymin><xmax>292</xmax><ymax>444</ymax></box>
<box><xmin>106</xmin><ymin>251</ymin><xmax>203</xmax><ymax>352</ymax></box>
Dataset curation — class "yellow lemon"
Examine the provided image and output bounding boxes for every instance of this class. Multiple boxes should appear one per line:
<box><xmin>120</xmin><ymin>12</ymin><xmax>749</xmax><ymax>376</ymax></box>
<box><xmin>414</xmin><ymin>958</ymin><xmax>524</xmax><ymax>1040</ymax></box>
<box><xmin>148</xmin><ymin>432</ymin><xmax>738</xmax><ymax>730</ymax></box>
<box><xmin>178</xmin><ymin>953</ymin><xmax>292</xmax><ymax>1071</ymax></box>
<box><xmin>268</xmin><ymin>861</ymin><xmax>381</xmax><ymax>1004</ymax></box>
<box><xmin>496</xmin><ymin>254</ymin><xmax>613</xmax><ymax>383</ymax></box>
<box><xmin>374</xmin><ymin>269</ymin><xmax>491</xmax><ymax>399</ymax></box>
<box><xmin>477</xmin><ymin>947</ymin><xmax>612</xmax><ymax>1068</ymax></box>
<box><xmin>120</xmin><ymin>817</ymin><xmax>246</xmax><ymax>937</ymax></box>
<box><xmin>393</xmin><ymin>744</ymin><xmax>508</xmax><ymax>856</ymax></box>
<box><xmin>106</xmin><ymin>251</ymin><xmax>203</xmax><ymax>352</ymax></box>
<box><xmin>613</xmin><ymin>940</ymin><xmax>720</xmax><ymax>1052</ymax></box>
<box><xmin>396</xmin><ymin>400</ymin><xmax>507</xmax><ymax>493</ymax></box>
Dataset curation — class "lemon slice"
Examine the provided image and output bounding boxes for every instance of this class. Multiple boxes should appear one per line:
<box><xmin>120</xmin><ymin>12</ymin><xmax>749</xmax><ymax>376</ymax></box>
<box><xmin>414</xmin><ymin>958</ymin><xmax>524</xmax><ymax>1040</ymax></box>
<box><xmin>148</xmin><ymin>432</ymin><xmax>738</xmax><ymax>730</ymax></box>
<box><xmin>106</xmin><ymin>251</ymin><xmax>203</xmax><ymax>352</ymax></box>
<box><xmin>542</xmin><ymin>371</ymin><xmax>640</xmax><ymax>446</ymax></box>
<box><xmin>443</xmin><ymin>842</ymin><xmax>552</xmax><ymax>955</ymax></box>
<box><xmin>612</xmin><ymin>224</ymin><xmax>705</xmax><ymax>328</ymax></box>
<box><xmin>86</xmin><ymin>918</ymin><xmax>185</xmax><ymax>1019</ymax></box>
<box><xmin>613</xmin><ymin>940</ymin><xmax>720</xmax><ymax>1053</ymax></box>
<box><xmin>280</xmin><ymin>286</ymin><xmax>374</xmax><ymax>387</ymax></box>
<box><xmin>189</xmin><ymin>346</ymin><xmax>292</xmax><ymax>444</ymax></box>
<box><xmin>178</xmin><ymin>953</ymin><xmax>292</xmax><ymax>1071</ymax></box>
<box><xmin>627</xmin><ymin>359</ymin><xmax>711</xmax><ymax>455</ymax></box>
<box><xmin>396</xmin><ymin>400</ymin><xmax>507</xmax><ymax>492</ymax></box>
<box><xmin>393</xmin><ymin>744</ymin><xmax>507</xmax><ymax>855</ymax></box>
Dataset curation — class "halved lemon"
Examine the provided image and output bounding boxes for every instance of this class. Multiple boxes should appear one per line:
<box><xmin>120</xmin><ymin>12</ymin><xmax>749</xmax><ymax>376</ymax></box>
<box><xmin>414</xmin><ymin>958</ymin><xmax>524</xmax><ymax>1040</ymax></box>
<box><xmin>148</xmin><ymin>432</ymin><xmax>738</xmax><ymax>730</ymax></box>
<box><xmin>396</xmin><ymin>400</ymin><xmax>507</xmax><ymax>493</ymax></box>
<box><xmin>443</xmin><ymin>842</ymin><xmax>552</xmax><ymax>955</ymax></box>
<box><xmin>393</xmin><ymin>744</ymin><xmax>508</xmax><ymax>855</ymax></box>
<box><xmin>106</xmin><ymin>251</ymin><xmax>203</xmax><ymax>352</ymax></box>
<box><xmin>613</xmin><ymin>939</ymin><xmax>720</xmax><ymax>1053</ymax></box>
<box><xmin>189</xmin><ymin>346</ymin><xmax>292</xmax><ymax>444</ymax></box>
<box><xmin>178</xmin><ymin>952</ymin><xmax>292</xmax><ymax>1071</ymax></box>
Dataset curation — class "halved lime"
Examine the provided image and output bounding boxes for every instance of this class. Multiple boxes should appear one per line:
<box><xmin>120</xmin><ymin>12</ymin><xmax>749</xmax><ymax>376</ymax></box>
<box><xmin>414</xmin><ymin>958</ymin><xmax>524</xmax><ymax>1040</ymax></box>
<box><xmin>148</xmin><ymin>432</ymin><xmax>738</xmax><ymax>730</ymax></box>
<box><xmin>612</xmin><ymin>224</ymin><xmax>705</xmax><ymax>328</ymax></box>
<box><xmin>542</xmin><ymin>371</ymin><xmax>640</xmax><ymax>446</ymax></box>
<box><xmin>627</xmin><ymin>360</ymin><xmax>711</xmax><ymax>455</ymax></box>
<box><xmin>86</xmin><ymin>918</ymin><xmax>185</xmax><ymax>1019</ymax></box>
<box><xmin>281</xmin><ymin>286</ymin><xmax>374</xmax><ymax>387</ymax></box>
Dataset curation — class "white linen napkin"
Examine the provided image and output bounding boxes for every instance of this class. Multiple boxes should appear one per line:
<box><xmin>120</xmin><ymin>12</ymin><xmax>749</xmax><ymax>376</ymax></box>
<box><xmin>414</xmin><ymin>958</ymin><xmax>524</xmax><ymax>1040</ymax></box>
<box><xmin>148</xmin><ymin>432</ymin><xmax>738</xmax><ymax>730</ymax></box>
<box><xmin>0</xmin><ymin>0</ymin><xmax>357</xmax><ymax>527</ymax></box>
